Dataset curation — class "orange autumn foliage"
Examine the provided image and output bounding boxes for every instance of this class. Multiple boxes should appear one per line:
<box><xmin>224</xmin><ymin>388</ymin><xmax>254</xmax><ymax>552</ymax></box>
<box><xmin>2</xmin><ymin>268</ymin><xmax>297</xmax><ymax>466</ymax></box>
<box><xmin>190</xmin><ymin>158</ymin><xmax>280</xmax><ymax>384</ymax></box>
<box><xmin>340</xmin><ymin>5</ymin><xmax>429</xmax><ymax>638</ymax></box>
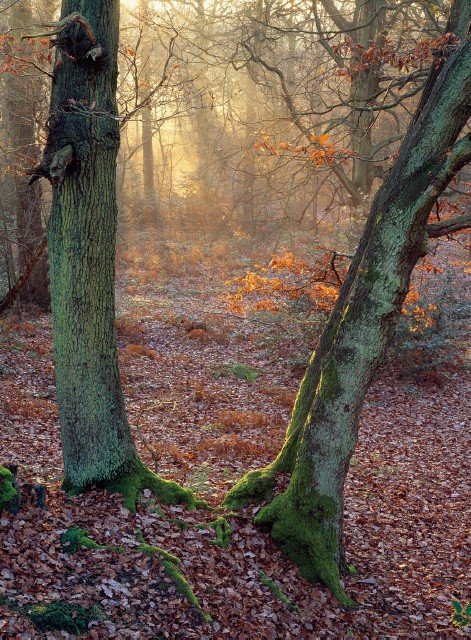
<box><xmin>121</xmin><ymin>343</ymin><xmax>157</xmax><ymax>359</ymax></box>
<box><xmin>226</xmin><ymin>249</ymin><xmax>348</xmax><ymax>316</ymax></box>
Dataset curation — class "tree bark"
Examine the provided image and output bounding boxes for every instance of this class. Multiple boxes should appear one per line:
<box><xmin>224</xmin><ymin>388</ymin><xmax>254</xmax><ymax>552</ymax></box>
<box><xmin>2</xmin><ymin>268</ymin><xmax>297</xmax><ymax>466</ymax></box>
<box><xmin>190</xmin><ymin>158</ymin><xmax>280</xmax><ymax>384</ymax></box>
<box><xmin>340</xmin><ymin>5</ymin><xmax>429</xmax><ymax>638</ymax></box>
<box><xmin>348</xmin><ymin>0</ymin><xmax>384</xmax><ymax>205</ymax></box>
<box><xmin>226</xmin><ymin>10</ymin><xmax>471</xmax><ymax>605</ymax></box>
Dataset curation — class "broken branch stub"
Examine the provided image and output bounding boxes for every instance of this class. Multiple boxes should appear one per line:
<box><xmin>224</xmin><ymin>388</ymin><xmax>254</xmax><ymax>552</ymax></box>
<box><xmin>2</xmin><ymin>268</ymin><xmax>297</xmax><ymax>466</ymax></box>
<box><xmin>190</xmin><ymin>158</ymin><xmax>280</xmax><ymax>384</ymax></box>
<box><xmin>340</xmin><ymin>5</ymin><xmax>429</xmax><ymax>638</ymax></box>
<box><xmin>49</xmin><ymin>145</ymin><xmax>74</xmax><ymax>185</ymax></box>
<box><xmin>22</xmin><ymin>12</ymin><xmax>97</xmax><ymax>44</ymax></box>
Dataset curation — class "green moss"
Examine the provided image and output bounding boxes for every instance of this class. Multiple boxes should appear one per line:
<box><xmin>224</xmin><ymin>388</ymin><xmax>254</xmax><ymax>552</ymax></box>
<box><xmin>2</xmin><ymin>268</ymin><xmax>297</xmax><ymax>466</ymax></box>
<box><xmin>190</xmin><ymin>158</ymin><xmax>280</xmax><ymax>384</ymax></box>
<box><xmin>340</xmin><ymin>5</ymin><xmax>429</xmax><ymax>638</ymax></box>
<box><xmin>65</xmin><ymin>459</ymin><xmax>206</xmax><ymax>513</ymax></box>
<box><xmin>214</xmin><ymin>361</ymin><xmax>260</xmax><ymax>382</ymax></box>
<box><xmin>362</xmin><ymin>265</ymin><xmax>381</xmax><ymax>283</ymax></box>
<box><xmin>285</xmin><ymin>354</ymin><xmax>316</xmax><ymax>438</ymax></box>
<box><xmin>255</xmin><ymin>486</ymin><xmax>355</xmax><ymax>607</ymax></box>
<box><xmin>137</xmin><ymin>542</ymin><xmax>180</xmax><ymax>564</ymax></box>
<box><xmin>224</xmin><ymin>351</ymin><xmax>321</xmax><ymax>511</ymax></box>
<box><xmin>162</xmin><ymin>560</ymin><xmax>212</xmax><ymax>622</ymax></box>
<box><xmin>172</xmin><ymin>517</ymin><xmax>190</xmax><ymax>530</ymax></box>
<box><xmin>224</xmin><ymin>464</ymin><xmax>277</xmax><ymax>510</ymax></box>
<box><xmin>224</xmin><ymin>422</ymin><xmax>304</xmax><ymax>510</ymax></box>
<box><xmin>28</xmin><ymin>600</ymin><xmax>104</xmax><ymax>633</ymax></box>
<box><xmin>60</xmin><ymin>527</ymin><xmax>124</xmax><ymax>554</ymax></box>
<box><xmin>318</xmin><ymin>357</ymin><xmax>339</xmax><ymax>400</ymax></box>
<box><xmin>209</xmin><ymin>517</ymin><xmax>231</xmax><ymax>548</ymax></box>
<box><xmin>135</xmin><ymin>528</ymin><xmax>180</xmax><ymax>564</ymax></box>
<box><xmin>259</xmin><ymin>570</ymin><xmax>299</xmax><ymax>614</ymax></box>
<box><xmin>0</xmin><ymin>466</ymin><xmax>18</xmax><ymax>512</ymax></box>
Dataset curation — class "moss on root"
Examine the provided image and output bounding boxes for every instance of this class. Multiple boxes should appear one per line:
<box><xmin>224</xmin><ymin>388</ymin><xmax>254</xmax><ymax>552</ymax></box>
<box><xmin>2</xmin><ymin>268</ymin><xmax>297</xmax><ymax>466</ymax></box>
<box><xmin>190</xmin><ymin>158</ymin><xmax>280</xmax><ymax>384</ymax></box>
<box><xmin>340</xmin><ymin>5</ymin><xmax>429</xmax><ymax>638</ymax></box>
<box><xmin>161</xmin><ymin>560</ymin><xmax>212</xmax><ymax>623</ymax></box>
<box><xmin>209</xmin><ymin>517</ymin><xmax>231</xmax><ymax>548</ymax></box>
<box><xmin>259</xmin><ymin>570</ymin><xmax>299</xmax><ymax>614</ymax></box>
<box><xmin>136</xmin><ymin>529</ymin><xmax>211</xmax><ymax>622</ymax></box>
<box><xmin>60</xmin><ymin>527</ymin><xmax>124</xmax><ymax>554</ymax></box>
<box><xmin>224</xmin><ymin>464</ymin><xmax>277</xmax><ymax>510</ymax></box>
<box><xmin>27</xmin><ymin>600</ymin><xmax>104</xmax><ymax>633</ymax></box>
<box><xmin>63</xmin><ymin>459</ymin><xmax>205</xmax><ymax>513</ymax></box>
<box><xmin>255</xmin><ymin>488</ymin><xmax>355</xmax><ymax>608</ymax></box>
<box><xmin>0</xmin><ymin>466</ymin><xmax>18</xmax><ymax>512</ymax></box>
<box><xmin>135</xmin><ymin>528</ymin><xmax>180</xmax><ymax>564</ymax></box>
<box><xmin>224</xmin><ymin>361</ymin><xmax>314</xmax><ymax>511</ymax></box>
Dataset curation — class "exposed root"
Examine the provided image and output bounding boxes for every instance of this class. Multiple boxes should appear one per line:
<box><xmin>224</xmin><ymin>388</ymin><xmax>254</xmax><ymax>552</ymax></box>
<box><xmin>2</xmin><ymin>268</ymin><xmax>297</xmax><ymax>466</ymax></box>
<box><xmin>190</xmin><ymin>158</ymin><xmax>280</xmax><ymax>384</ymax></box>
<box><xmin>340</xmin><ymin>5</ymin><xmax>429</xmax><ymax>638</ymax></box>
<box><xmin>209</xmin><ymin>516</ymin><xmax>231</xmax><ymax>548</ymax></box>
<box><xmin>224</xmin><ymin>415</ymin><xmax>302</xmax><ymax>510</ymax></box>
<box><xmin>161</xmin><ymin>560</ymin><xmax>212</xmax><ymax>623</ymax></box>
<box><xmin>136</xmin><ymin>529</ymin><xmax>211</xmax><ymax>622</ymax></box>
<box><xmin>135</xmin><ymin>528</ymin><xmax>180</xmax><ymax>564</ymax></box>
<box><xmin>259</xmin><ymin>570</ymin><xmax>299</xmax><ymax>614</ymax></box>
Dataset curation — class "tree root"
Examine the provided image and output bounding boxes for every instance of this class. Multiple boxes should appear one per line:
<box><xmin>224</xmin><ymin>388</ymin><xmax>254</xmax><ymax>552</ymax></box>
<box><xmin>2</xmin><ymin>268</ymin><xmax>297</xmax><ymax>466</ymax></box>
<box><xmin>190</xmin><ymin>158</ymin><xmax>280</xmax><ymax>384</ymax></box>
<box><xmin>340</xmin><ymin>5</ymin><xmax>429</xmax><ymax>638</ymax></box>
<box><xmin>135</xmin><ymin>529</ymin><xmax>211</xmax><ymax>622</ymax></box>
<box><xmin>60</xmin><ymin>527</ymin><xmax>124</xmax><ymax>554</ymax></box>
<box><xmin>208</xmin><ymin>516</ymin><xmax>231</xmax><ymax>548</ymax></box>
<box><xmin>255</xmin><ymin>488</ymin><xmax>356</xmax><ymax>607</ymax></box>
<box><xmin>224</xmin><ymin>464</ymin><xmax>278</xmax><ymax>510</ymax></box>
<box><xmin>259</xmin><ymin>570</ymin><xmax>299</xmax><ymax>614</ymax></box>
<box><xmin>224</xmin><ymin>415</ymin><xmax>302</xmax><ymax>510</ymax></box>
<box><xmin>63</xmin><ymin>459</ymin><xmax>206</xmax><ymax>513</ymax></box>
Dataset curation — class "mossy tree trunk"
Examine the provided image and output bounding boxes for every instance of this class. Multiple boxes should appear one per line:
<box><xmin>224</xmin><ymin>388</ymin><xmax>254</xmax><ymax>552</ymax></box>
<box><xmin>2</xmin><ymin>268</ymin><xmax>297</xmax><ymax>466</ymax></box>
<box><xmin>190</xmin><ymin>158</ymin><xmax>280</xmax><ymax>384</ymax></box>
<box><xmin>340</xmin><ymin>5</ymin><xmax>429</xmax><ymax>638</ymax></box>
<box><xmin>36</xmin><ymin>0</ymin><xmax>196</xmax><ymax>510</ymax></box>
<box><xmin>226</xmin><ymin>7</ymin><xmax>471</xmax><ymax>605</ymax></box>
<box><xmin>44</xmin><ymin>0</ymin><xmax>136</xmax><ymax>490</ymax></box>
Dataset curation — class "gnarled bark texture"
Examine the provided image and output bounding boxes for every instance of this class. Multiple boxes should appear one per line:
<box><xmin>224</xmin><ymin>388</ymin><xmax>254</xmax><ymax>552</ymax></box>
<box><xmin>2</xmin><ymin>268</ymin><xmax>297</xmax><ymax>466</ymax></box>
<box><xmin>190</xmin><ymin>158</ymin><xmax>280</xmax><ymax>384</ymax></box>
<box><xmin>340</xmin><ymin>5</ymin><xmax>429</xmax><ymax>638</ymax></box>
<box><xmin>226</xmin><ymin>5</ymin><xmax>471</xmax><ymax>605</ymax></box>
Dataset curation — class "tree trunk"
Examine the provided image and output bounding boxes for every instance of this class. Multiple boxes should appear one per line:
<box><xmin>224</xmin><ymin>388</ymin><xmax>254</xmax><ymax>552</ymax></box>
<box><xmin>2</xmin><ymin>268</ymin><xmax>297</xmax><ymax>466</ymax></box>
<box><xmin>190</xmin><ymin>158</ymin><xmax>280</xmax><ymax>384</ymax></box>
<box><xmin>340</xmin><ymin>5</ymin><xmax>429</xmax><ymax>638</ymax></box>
<box><xmin>141</xmin><ymin>103</ymin><xmax>162</xmax><ymax>227</ymax></box>
<box><xmin>40</xmin><ymin>0</ymin><xmax>195</xmax><ymax>510</ymax></box>
<box><xmin>5</xmin><ymin>0</ymin><xmax>50</xmax><ymax>309</ymax></box>
<box><xmin>349</xmin><ymin>0</ymin><xmax>384</xmax><ymax>207</ymax></box>
<box><xmin>139</xmin><ymin>0</ymin><xmax>163</xmax><ymax>229</ymax></box>
<box><xmin>226</xmin><ymin>15</ymin><xmax>471</xmax><ymax>605</ymax></box>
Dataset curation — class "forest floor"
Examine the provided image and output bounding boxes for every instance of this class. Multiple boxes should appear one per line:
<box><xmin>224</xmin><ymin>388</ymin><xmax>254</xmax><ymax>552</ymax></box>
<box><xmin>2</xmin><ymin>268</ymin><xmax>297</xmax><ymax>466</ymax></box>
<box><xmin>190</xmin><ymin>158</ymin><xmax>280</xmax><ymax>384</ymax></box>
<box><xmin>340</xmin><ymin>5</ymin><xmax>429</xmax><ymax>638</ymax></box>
<box><xmin>0</xmin><ymin>234</ymin><xmax>470</xmax><ymax>639</ymax></box>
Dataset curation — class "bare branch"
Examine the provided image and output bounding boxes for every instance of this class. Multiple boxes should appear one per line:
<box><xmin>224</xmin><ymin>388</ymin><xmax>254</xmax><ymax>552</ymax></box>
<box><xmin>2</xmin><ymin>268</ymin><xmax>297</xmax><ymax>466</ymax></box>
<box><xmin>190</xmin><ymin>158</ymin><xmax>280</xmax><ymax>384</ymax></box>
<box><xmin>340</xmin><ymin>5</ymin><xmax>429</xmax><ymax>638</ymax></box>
<box><xmin>427</xmin><ymin>212</ymin><xmax>471</xmax><ymax>238</ymax></box>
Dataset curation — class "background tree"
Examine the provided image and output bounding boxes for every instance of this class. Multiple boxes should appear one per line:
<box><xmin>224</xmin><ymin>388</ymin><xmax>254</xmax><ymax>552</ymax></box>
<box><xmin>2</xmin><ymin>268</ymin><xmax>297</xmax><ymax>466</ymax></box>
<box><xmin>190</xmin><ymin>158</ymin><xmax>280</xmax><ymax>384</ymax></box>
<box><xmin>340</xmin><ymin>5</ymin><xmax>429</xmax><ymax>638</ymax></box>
<box><xmin>1</xmin><ymin>0</ymin><xmax>50</xmax><ymax>309</ymax></box>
